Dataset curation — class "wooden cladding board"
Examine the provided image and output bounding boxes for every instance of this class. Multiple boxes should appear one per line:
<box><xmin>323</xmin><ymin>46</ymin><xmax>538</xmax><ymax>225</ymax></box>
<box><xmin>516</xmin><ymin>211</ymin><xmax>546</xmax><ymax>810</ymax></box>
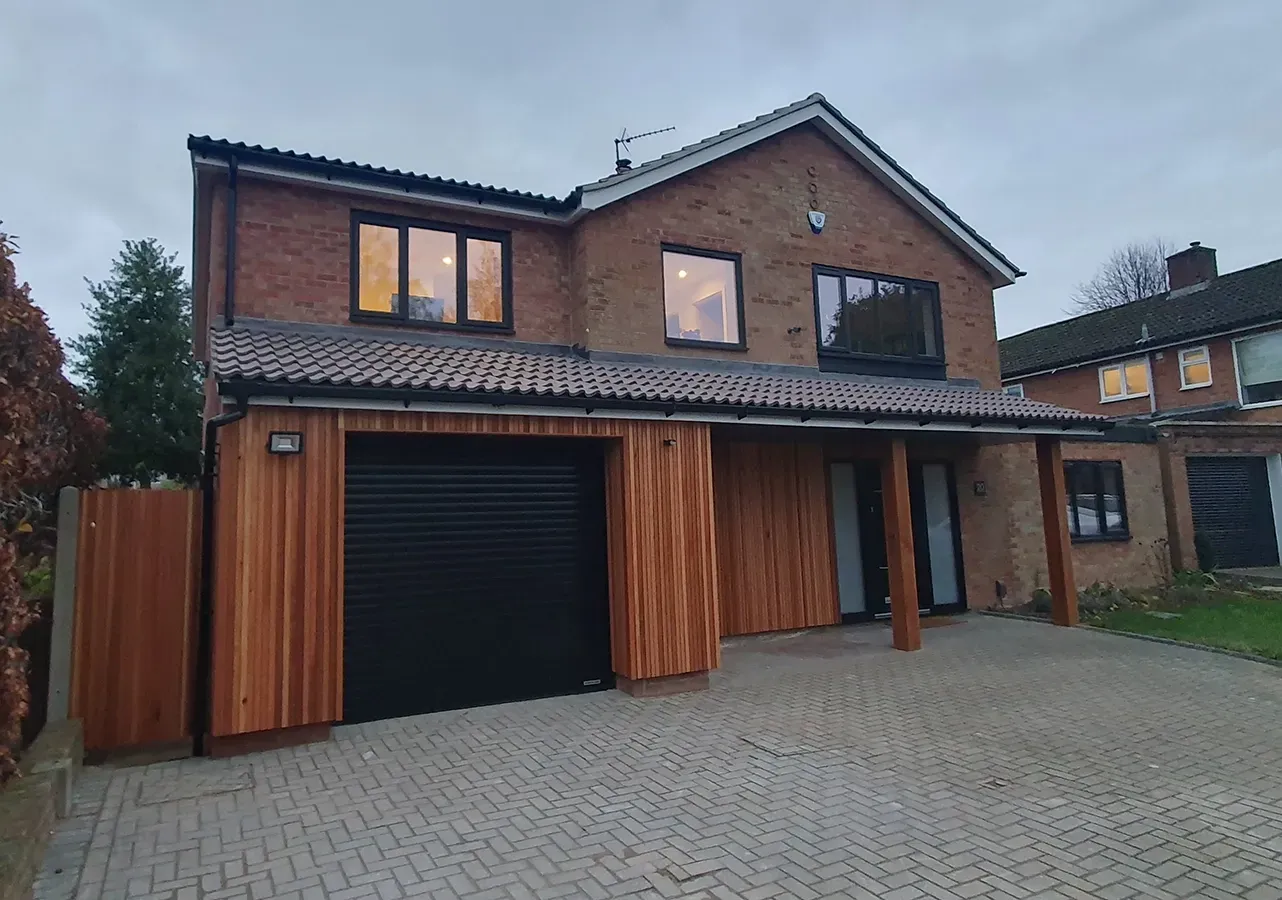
<box><xmin>211</xmin><ymin>406</ymin><xmax>719</xmax><ymax>737</ymax></box>
<box><xmin>713</xmin><ymin>440</ymin><xmax>839</xmax><ymax>636</ymax></box>
<box><xmin>70</xmin><ymin>489</ymin><xmax>201</xmax><ymax>752</ymax></box>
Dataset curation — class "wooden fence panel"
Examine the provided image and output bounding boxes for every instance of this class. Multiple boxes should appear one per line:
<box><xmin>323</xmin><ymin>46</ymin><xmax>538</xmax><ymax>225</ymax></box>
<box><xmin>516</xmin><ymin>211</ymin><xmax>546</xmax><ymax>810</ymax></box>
<box><xmin>69</xmin><ymin>489</ymin><xmax>201</xmax><ymax>752</ymax></box>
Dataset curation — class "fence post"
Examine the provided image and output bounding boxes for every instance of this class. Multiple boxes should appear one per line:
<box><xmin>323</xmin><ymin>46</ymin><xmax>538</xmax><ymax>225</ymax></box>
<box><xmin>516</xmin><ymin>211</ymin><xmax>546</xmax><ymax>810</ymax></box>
<box><xmin>46</xmin><ymin>487</ymin><xmax>80</xmax><ymax>723</ymax></box>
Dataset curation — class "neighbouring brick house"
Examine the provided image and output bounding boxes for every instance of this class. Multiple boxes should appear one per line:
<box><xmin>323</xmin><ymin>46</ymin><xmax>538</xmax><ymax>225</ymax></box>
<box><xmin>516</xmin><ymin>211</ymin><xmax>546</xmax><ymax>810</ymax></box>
<box><xmin>1001</xmin><ymin>246</ymin><xmax>1282</xmax><ymax>574</ymax></box>
<box><xmin>190</xmin><ymin>94</ymin><xmax>1115</xmax><ymax>753</ymax></box>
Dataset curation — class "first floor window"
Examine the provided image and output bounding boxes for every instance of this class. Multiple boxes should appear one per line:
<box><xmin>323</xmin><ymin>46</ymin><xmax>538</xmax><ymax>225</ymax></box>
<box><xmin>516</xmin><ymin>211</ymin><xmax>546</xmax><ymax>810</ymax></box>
<box><xmin>353</xmin><ymin>214</ymin><xmax>510</xmax><ymax>329</ymax></box>
<box><xmin>1235</xmin><ymin>331</ymin><xmax>1282</xmax><ymax>406</ymax></box>
<box><xmin>662</xmin><ymin>246</ymin><xmax>743</xmax><ymax>347</ymax></box>
<box><xmin>1064</xmin><ymin>460</ymin><xmax>1129</xmax><ymax>541</ymax></box>
<box><xmin>1003</xmin><ymin>383</ymin><xmax>1025</xmax><ymax>398</ymax></box>
<box><xmin>1178</xmin><ymin>345</ymin><xmax>1212</xmax><ymax>389</ymax></box>
<box><xmin>814</xmin><ymin>267</ymin><xmax>941</xmax><ymax>361</ymax></box>
<box><xmin>1098</xmin><ymin>358</ymin><xmax>1149</xmax><ymax>401</ymax></box>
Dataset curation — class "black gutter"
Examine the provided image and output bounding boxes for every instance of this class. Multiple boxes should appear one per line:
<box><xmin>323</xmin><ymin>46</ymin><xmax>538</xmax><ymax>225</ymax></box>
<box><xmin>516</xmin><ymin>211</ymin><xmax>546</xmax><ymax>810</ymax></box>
<box><xmin>188</xmin><ymin>136</ymin><xmax>575</xmax><ymax>215</ymax></box>
<box><xmin>219</xmin><ymin>378</ymin><xmax>1111</xmax><ymax>432</ymax></box>
<box><xmin>192</xmin><ymin>393</ymin><xmax>248</xmax><ymax>756</ymax></box>
<box><xmin>223</xmin><ymin>155</ymin><xmax>238</xmax><ymax>326</ymax></box>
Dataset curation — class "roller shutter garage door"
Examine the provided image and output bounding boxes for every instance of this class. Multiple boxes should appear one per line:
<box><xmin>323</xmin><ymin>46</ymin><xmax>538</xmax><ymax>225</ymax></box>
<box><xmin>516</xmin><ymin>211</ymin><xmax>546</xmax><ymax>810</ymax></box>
<box><xmin>1186</xmin><ymin>456</ymin><xmax>1279</xmax><ymax>569</ymax></box>
<box><xmin>343</xmin><ymin>433</ymin><xmax>612</xmax><ymax>724</ymax></box>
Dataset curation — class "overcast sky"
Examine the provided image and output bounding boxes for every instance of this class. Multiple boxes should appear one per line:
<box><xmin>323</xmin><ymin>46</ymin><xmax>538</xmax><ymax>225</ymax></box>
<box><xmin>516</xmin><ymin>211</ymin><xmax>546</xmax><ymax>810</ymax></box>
<box><xmin>3</xmin><ymin>0</ymin><xmax>1281</xmax><ymax>349</ymax></box>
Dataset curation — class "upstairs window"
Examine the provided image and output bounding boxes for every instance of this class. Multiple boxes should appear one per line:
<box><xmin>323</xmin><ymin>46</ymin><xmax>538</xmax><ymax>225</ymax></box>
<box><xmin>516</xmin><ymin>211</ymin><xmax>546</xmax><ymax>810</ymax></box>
<box><xmin>813</xmin><ymin>266</ymin><xmax>943</xmax><ymax>378</ymax></box>
<box><xmin>1098</xmin><ymin>358</ymin><xmax>1149</xmax><ymax>402</ymax></box>
<box><xmin>1178</xmin><ymin>345</ymin><xmax>1212</xmax><ymax>390</ymax></box>
<box><xmin>1235</xmin><ymin>330</ymin><xmax>1282</xmax><ymax>406</ymax></box>
<box><xmin>662</xmin><ymin>246</ymin><xmax>745</xmax><ymax>348</ymax></box>
<box><xmin>1003</xmin><ymin>383</ymin><xmax>1025</xmax><ymax>398</ymax></box>
<box><xmin>352</xmin><ymin>213</ymin><xmax>511</xmax><ymax>331</ymax></box>
<box><xmin>1064</xmin><ymin>460</ymin><xmax>1129</xmax><ymax>542</ymax></box>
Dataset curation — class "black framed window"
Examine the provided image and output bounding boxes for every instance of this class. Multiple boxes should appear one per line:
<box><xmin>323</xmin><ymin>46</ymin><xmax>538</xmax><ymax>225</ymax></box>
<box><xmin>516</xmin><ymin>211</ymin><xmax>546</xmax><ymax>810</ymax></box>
<box><xmin>662</xmin><ymin>246</ymin><xmax>746</xmax><ymax>349</ymax></box>
<box><xmin>351</xmin><ymin>212</ymin><xmax>512</xmax><ymax>331</ymax></box>
<box><xmin>813</xmin><ymin>265</ymin><xmax>944</xmax><ymax>378</ymax></box>
<box><xmin>1064</xmin><ymin>460</ymin><xmax>1129</xmax><ymax>542</ymax></box>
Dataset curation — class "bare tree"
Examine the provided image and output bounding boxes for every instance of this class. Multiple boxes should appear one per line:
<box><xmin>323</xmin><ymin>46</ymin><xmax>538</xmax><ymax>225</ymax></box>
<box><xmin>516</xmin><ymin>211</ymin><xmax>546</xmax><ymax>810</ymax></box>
<box><xmin>1070</xmin><ymin>239</ymin><xmax>1172</xmax><ymax>313</ymax></box>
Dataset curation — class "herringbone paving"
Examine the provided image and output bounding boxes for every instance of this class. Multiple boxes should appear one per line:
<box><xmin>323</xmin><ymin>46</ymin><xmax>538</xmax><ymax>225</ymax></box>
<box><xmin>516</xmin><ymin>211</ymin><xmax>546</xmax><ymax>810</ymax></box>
<box><xmin>35</xmin><ymin>618</ymin><xmax>1282</xmax><ymax>899</ymax></box>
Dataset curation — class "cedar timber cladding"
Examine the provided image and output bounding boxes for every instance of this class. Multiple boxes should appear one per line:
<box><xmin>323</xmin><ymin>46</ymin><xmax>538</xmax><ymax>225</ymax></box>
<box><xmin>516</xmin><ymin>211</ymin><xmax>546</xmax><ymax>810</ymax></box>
<box><xmin>713</xmin><ymin>441</ymin><xmax>839</xmax><ymax>635</ymax></box>
<box><xmin>70</xmin><ymin>489</ymin><xmax>201</xmax><ymax>752</ymax></box>
<box><xmin>211</xmin><ymin>406</ymin><xmax>720</xmax><ymax>737</ymax></box>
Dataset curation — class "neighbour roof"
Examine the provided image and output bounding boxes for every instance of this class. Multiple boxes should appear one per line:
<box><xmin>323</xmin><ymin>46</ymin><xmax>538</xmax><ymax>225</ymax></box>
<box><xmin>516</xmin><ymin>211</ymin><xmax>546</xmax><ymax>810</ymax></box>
<box><xmin>1000</xmin><ymin>257</ymin><xmax>1282</xmax><ymax>378</ymax></box>
<box><xmin>211</xmin><ymin>322</ymin><xmax>1103</xmax><ymax>429</ymax></box>
<box><xmin>189</xmin><ymin>93</ymin><xmax>1021</xmax><ymax>284</ymax></box>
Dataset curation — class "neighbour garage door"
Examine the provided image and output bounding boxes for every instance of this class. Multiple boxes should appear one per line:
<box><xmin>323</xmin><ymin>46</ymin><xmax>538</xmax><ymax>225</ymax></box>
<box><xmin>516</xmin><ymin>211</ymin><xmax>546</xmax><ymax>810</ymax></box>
<box><xmin>343</xmin><ymin>433</ymin><xmax>612</xmax><ymax>724</ymax></box>
<box><xmin>1186</xmin><ymin>455</ymin><xmax>1279</xmax><ymax>570</ymax></box>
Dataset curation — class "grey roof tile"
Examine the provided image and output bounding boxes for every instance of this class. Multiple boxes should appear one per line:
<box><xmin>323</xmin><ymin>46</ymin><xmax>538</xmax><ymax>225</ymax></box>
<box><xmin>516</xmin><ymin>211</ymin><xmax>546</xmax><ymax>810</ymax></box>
<box><xmin>1000</xmin><ymin>257</ymin><xmax>1282</xmax><ymax>377</ymax></box>
<box><xmin>211</xmin><ymin>324</ymin><xmax>1103</xmax><ymax>427</ymax></box>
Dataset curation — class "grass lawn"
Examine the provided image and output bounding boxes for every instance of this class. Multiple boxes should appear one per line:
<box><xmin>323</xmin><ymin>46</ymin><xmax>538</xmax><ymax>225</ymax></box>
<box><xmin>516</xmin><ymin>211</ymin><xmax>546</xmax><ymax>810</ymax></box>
<box><xmin>1090</xmin><ymin>593</ymin><xmax>1282</xmax><ymax>660</ymax></box>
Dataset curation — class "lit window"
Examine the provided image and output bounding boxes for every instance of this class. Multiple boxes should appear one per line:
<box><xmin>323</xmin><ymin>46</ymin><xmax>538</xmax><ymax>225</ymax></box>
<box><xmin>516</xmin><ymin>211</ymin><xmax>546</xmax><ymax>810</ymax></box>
<box><xmin>1003</xmin><ymin>384</ymin><xmax>1025</xmax><ymax>398</ymax></box>
<box><xmin>1064</xmin><ymin>461</ymin><xmax>1129</xmax><ymax>542</ymax></box>
<box><xmin>662</xmin><ymin>247</ymin><xmax>743</xmax><ymax>347</ymax></box>
<box><xmin>1236</xmin><ymin>331</ymin><xmax>1282</xmax><ymax>406</ymax></box>
<box><xmin>1178</xmin><ymin>346</ymin><xmax>1211</xmax><ymax>390</ymax></box>
<box><xmin>353</xmin><ymin>215</ymin><xmax>510</xmax><ymax>330</ymax></box>
<box><xmin>1098</xmin><ymin>358</ymin><xmax>1149</xmax><ymax>401</ymax></box>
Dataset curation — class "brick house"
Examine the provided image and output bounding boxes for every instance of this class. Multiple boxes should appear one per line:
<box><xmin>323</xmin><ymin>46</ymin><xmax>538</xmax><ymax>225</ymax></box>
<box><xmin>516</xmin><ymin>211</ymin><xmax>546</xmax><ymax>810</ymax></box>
<box><xmin>1001</xmin><ymin>246</ymin><xmax>1282</xmax><ymax>573</ymax></box>
<box><xmin>191</xmin><ymin>94</ymin><xmax>1108</xmax><ymax>752</ymax></box>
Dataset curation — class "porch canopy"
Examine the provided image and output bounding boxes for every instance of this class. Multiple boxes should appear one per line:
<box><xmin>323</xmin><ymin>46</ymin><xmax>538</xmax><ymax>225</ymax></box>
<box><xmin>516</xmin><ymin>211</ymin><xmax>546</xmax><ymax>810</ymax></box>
<box><xmin>212</xmin><ymin>319</ymin><xmax>1106</xmax><ymax>648</ymax></box>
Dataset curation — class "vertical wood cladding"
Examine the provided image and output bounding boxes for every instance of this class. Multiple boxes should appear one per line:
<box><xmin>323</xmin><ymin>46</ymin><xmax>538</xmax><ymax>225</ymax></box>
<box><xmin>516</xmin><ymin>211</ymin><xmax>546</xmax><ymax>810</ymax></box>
<box><xmin>210</xmin><ymin>407</ymin><xmax>719</xmax><ymax>737</ymax></box>
<box><xmin>71</xmin><ymin>489</ymin><xmax>201</xmax><ymax>751</ymax></box>
<box><xmin>713</xmin><ymin>440</ymin><xmax>839</xmax><ymax>636</ymax></box>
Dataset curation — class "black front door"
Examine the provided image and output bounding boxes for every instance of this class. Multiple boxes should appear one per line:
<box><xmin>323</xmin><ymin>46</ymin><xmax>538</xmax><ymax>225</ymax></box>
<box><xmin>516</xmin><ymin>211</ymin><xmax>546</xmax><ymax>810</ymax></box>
<box><xmin>837</xmin><ymin>460</ymin><xmax>965</xmax><ymax>619</ymax></box>
<box><xmin>342</xmin><ymin>433</ymin><xmax>613</xmax><ymax>724</ymax></box>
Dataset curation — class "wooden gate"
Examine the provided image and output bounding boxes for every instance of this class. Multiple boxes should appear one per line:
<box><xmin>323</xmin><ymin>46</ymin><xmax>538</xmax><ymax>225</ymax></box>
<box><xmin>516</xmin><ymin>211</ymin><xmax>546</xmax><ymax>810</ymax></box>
<box><xmin>69</xmin><ymin>489</ymin><xmax>201</xmax><ymax>752</ymax></box>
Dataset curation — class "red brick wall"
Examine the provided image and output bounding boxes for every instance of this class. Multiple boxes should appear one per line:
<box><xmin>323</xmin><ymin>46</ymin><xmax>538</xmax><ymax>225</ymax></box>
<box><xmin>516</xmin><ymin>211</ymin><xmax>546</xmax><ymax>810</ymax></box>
<box><xmin>570</xmin><ymin>125</ymin><xmax>1002</xmax><ymax>384</ymax></box>
<box><xmin>211</xmin><ymin>177</ymin><xmax>575</xmax><ymax>345</ymax></box>
<box><xmin>995</xmin><ymin>439</ymin><xmax>1170</xmax><ymax>601</ymax></box>
<box><xmin>1010</xmin><ymin>326</ymin><xmax>1282</xmax><ymax>423</ymax></box>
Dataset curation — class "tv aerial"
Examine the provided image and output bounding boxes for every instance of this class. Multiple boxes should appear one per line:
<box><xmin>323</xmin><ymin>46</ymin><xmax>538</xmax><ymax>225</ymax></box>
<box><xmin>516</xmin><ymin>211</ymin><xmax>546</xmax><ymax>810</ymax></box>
<box><xmin>614</xmin><ymin>125</ymin><xmax>675</xmax><ymax>173</ymax></box>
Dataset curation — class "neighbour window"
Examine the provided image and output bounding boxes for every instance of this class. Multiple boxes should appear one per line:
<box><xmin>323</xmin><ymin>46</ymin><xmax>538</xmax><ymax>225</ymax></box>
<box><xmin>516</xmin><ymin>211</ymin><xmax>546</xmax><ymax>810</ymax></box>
<box><xmin>1003</xmin><ymin>384</ymin><xmax>1025</xmax><ymax>398</ymax></box>
<box><xmin>352</xmin><ymin>213</ymin><xmax>510</xmax><ymax>330</ymax></box>
<box><xmin>662</xmin><ymin>247</ymin><xmax>744</xmax><ymax>347</ymax></box>
<box><xmin>1234</xmin><ymin>331</ymin><xmax>1282</xmax><ymax>406</ymax></box>
<box><xmin>1098</xmin><ymin>358</ymin><xmax>1149</xmax><ymax>402</ymax></box>
<box><xmin>813</xmin><ymin>266</ymin><xmax>943</xmax><ymax>377</ymax></box>
<box><xmin>1064</xmin><ymin>460</ymin><xmax>1129</xmax><ymax>542</ymax></box>
<box><xmin>1178</xmin><ymin>345</ymin><xmax>1212</xmax><ymax>390</ymax></box>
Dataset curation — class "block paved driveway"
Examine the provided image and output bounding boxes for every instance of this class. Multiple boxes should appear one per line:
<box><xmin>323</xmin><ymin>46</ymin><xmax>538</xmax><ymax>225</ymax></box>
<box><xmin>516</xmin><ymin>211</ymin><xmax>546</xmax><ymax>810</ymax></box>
<box><xmin>37</xmin><ymin>617</ymin><xmax>1282</xmax><ymax>900</ymax></box>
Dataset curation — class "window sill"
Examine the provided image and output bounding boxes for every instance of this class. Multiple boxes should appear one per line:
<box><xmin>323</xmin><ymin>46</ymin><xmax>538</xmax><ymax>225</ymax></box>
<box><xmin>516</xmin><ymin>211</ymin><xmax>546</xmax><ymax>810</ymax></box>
<box><xmin>1179</xmin><ymin>382</ymin><xmax>1211</xmax><ymax>391</ymax></box>
<box><xmin>665</xmin><ymin>337</ymin><xmax>748</xmax><ymax>352</ymax></box>
<box><xmin>1239</xmin><ymin>398</ymin><xmax>1282</xmax><ymax>410</ymax></box>
<box><xmin>350</xmin><ymin>313</ymin><xmax>515</xmax><ymax>335</ymax></box>
<box><xmin>1099</xmin><ymin>393</ymin><xmax>1149</xmax><ymax>404</ymax></box>
<box><xmin>1070</xmin><ymin>533</ymin><xmax>1132</xmax><ymax>544</ymax></box>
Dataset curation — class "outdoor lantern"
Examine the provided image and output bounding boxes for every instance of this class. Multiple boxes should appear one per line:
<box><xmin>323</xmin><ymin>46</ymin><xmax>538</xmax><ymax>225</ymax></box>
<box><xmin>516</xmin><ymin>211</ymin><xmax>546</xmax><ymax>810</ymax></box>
<box><xmin>267</xmin><ymin>431</ymin><xmax>304</xmax><ymax>455</ymax></box>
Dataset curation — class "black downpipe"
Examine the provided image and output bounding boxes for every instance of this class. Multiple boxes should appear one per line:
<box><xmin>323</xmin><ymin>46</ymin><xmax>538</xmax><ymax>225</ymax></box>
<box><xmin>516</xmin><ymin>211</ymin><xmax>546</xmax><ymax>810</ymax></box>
<box><xmin>223</xmin><ymin>156</ymin><xmax>238</xmax><ymax>326</ymax></box>
<box><xmin>192</xmin><ymin>396</ymin><xmax>247</xmax><ymax>755</ymax></box>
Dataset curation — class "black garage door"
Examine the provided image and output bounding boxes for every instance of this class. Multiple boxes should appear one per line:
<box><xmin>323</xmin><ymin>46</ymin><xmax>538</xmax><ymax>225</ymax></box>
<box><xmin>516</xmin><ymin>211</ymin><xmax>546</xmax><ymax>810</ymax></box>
<box><xmin>343</xmin><ymin>433</ymin><xmax>612</xmax><ymax>724</ymax></box>
<box><xmin>1186</xmin><ymin>455</ymin><xmax>1279</xmax><ymax>569</ymax></box>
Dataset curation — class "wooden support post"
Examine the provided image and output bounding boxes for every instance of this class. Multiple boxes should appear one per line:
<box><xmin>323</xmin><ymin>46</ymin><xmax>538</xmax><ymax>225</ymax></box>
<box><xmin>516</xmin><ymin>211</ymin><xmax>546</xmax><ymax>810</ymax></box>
<box><xmin>881</xmin><ymin>437</ymin><xmax>922</xmax><ymax>651</ymax></box>
<box><xmin>1036</xmin><ymin>436</ymin><xmax>1079</xmax><ymax>626</ymax></box>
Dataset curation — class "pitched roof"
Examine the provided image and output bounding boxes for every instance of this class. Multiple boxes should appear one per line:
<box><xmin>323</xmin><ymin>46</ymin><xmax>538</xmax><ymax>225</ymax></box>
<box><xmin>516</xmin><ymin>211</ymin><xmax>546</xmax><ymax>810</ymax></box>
<box><xmin>1000</xmin><ymin>257</ymin><xmax>1282</xmax><ymax>378</ymax></box>
<box><xmin>211</xmin><ymin>322</ymin><xmax>1102</xmax><ymax>429</ymax></box>
<box><xmin>190</xmin><ymin>93</ymin><xmax>1021</xmax><ymax>284</ymax></box>
<box><xmin>578</xmin><ymin>94</ymin><xmax>1022</xmax><ymax>284</ymax></box>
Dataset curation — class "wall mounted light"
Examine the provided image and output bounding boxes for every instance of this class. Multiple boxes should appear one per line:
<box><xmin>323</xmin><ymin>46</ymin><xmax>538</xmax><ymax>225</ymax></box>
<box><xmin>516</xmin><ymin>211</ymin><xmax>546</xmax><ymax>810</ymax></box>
<box><xmin>267</xmin><ymin>432</ymin><xmax>304</xmax><ymax>455</ymax></box>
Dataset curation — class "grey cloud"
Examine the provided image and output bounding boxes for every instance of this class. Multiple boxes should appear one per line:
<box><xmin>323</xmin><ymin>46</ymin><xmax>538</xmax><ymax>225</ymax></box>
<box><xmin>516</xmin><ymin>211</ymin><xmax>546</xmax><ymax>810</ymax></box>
<box><xmin>3</xmin><ymin>0</ymin><xmax>1280</xmax><ymax>348</ymax></box>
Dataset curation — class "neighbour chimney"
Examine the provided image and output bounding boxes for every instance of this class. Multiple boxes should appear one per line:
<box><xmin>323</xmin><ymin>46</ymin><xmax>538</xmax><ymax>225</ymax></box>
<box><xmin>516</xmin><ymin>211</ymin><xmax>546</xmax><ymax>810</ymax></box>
<box><xmin>614</xmin><ymin>157</ymin><xmax>632</xmax><ymax>174</ymax></box>
<box><xmin>1166</xmin><ymin>241</ymin><xmax>1218</xmax><ymax>292</ymax></box>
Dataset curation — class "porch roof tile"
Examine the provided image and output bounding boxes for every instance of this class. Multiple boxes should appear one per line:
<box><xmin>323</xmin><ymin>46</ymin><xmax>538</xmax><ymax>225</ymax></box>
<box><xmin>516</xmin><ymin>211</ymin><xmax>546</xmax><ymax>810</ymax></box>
<box><xmin>211</xmin><ymin>322</ymin><xmax>1105</xmax><ymax>428</ymax></box>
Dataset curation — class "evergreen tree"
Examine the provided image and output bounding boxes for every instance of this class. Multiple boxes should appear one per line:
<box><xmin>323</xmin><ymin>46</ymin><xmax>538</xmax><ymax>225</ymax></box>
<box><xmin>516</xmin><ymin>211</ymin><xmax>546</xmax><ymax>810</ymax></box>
<box><xmin>71</xmin><ymin>239</ymin><xmax>202</xmax><ymax>484</ymax></box>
